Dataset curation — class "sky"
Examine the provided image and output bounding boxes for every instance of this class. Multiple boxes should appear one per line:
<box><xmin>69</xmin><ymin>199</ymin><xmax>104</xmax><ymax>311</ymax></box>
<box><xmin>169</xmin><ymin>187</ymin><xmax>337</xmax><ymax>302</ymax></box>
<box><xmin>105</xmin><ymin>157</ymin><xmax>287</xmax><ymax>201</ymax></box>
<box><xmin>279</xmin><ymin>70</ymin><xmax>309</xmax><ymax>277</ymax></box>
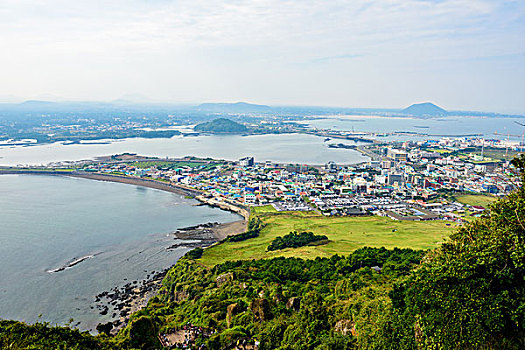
<box><xmin>0</xmin><ymin>0</ymin><xmax>524</xmax><ymax>113</ymax></box>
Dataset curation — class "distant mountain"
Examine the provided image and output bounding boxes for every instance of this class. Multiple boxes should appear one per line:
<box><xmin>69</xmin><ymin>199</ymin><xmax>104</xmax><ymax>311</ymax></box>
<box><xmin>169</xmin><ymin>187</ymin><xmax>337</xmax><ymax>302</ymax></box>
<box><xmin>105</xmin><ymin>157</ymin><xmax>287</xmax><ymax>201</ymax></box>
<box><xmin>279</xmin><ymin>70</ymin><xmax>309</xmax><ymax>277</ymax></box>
<box><xmin>197</xmin><ymin>102</ymin><xmax>272</xmax><ymax>113</ymax></box>
<box><xmin>401</xmin><ymin>102</ymin><xmax>448</xmax><ymax>117</ymax></box>
<box><xmin>194</xmin><ymin>118</ymin><xmax>248</xmax><ymax>133</ymax></box>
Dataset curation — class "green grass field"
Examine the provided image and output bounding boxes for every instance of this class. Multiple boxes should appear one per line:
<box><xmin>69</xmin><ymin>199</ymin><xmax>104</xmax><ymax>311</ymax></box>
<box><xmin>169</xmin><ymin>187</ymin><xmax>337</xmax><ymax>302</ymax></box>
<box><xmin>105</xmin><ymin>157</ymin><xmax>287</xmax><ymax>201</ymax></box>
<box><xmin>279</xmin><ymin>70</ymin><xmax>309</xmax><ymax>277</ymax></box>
<box><xmin>199</xmin><ymin>208</ymin><xmax>456</xmax><ymax>266</ymax></box>
<box><xmin>251</xmin><ymin>205</ymin><xmax>277</xmax><ymax>214</ymax></box>
<box><xmin>471</xmin><ymin>148</ymin><xmax>520</xmax><ymax>162</ymax></box>
<box><xmin>455</xmin><ymin>194</ymin><xmax>497</xmax><ymax>208</ymax></box>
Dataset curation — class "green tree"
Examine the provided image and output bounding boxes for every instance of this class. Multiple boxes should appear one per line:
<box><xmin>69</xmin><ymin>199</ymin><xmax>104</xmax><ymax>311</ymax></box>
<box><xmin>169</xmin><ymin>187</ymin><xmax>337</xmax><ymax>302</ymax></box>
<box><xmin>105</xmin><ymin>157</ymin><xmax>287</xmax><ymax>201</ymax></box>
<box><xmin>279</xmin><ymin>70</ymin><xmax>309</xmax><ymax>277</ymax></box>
<box><xmin>391</xmin><ymin>155</ymin><xmax>525</xmax><ymax>349</ymax></box>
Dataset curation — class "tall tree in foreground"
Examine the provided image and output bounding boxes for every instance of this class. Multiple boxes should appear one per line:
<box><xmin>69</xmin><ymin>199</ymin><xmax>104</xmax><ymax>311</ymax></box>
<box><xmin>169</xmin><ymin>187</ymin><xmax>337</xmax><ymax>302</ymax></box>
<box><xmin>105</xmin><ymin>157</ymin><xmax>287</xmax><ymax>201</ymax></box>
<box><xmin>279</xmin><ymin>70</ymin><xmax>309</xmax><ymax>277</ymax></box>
<box><xmin>392</xmin><ymin>155</ymin><xmax>525</xmax><ymax>349</ymax></box>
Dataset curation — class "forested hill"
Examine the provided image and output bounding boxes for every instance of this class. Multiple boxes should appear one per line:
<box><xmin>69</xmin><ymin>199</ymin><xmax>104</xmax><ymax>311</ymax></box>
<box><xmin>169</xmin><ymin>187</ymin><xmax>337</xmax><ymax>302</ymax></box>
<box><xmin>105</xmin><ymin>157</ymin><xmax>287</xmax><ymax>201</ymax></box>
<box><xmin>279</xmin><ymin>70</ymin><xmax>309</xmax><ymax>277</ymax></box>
<box><xmin>1</xmin><ymin>156</ymin><xmax>524</xmax><ymax>349</ymax></box>
<box><xmin>194</xmin><ymin>118</ymin><xmax>248</xmax><ymax>133</ymax></box>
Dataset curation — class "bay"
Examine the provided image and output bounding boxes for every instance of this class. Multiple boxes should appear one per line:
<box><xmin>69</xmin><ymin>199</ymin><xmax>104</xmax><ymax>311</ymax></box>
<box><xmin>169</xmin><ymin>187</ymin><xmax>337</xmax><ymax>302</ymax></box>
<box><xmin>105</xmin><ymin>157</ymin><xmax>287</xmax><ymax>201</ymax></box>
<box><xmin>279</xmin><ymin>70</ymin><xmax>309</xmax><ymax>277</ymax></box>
<box><xmin>0</xmin><ymin>174</ymin><xmax>241</xmax><ymax>331</ymax></box>
<box><xmin>0</xmin><ymin>133</ymin><xmax>369</xmax><ymax>166</ymax></box>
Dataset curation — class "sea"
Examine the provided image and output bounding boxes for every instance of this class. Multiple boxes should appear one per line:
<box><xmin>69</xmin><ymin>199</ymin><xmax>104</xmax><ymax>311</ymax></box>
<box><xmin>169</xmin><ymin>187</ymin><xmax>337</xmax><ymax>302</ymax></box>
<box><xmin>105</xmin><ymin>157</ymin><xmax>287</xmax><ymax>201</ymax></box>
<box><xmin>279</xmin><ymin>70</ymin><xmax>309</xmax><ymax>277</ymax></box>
<box><xmin>0</xmin><ymin>174</ymin><xmax>241</xmax><ymax>331</ymax></box>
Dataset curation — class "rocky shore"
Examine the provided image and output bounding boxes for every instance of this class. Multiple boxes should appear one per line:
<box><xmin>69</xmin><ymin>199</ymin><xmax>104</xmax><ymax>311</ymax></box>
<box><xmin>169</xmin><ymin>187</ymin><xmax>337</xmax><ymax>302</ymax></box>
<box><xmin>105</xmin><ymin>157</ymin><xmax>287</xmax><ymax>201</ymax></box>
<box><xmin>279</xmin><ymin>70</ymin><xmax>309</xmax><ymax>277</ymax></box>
<box><xmin>93</xmin><ymin>268</ymin><xmax>168</xmax><ymax>334</ymax></box>
<box><xmin>91</xmin><ymin>220</ymin><xmax>246</xmax><ymax>334</ymax></box>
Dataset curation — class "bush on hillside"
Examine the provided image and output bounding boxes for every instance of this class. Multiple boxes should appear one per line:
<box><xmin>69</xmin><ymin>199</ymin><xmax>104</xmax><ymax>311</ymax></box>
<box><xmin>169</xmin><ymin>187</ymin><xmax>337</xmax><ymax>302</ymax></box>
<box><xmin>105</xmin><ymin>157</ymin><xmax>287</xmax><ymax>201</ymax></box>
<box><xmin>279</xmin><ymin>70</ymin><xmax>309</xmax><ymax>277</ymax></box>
<box><xmin>267</xmin><ymin>231</ymin><xmax>328</xmax><ymax>251</ymax></box>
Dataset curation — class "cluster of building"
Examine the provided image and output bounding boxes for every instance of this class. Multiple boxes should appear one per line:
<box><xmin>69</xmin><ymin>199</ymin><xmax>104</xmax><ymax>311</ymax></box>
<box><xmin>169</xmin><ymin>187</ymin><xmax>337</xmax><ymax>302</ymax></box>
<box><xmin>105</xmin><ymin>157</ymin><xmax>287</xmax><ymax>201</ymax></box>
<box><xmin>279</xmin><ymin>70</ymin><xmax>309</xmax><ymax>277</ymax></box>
<box><xmin>81</xmin><ymin>138</ymin><xmax>520</xmax><ymax>222</ymax></box>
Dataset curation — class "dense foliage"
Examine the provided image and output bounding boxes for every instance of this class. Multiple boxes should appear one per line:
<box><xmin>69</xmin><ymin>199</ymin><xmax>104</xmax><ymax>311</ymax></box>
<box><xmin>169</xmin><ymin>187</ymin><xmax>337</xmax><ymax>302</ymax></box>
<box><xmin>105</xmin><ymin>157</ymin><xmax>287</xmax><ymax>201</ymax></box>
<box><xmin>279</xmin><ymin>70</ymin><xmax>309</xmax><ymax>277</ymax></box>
<box><xmin>185</xmin><ymin>247</ymin><xmax>204</xmax><ymax>259</ymax></box>
<box><xmin>267</xmin><ymin>231</ymin><xmax>328</xmax><ymax>251</ymax></box>
<box><xmin>226</xmin><ymin>230</ymin><xmax>259</xmax><ymax>242</ymax></box>
<box><xmin>0</xmin><ymin>320</ymin><xmax>118</xmax><ymax>350</ymax></box>
<box><xmin>121</xmin><ymin>247</ymin><xmax>423</xmax><ymax>349</ymax></box>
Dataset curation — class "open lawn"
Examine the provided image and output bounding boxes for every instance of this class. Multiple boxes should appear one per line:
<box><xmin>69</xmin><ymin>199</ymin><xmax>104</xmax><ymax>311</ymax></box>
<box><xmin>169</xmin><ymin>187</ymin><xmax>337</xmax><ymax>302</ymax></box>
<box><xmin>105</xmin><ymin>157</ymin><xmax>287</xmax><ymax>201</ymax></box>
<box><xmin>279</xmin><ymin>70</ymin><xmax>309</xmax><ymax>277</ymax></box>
<box><xmin>471</xmin><ymin>148</ymin><xmax>520</xmax><ymax>162</ymax></box>
<box><xmin>455</xmin><ymin>194</ymin><xmax>497</xmax><ymax>208</ymax></box>
<box><xmin>199</xmin><ymin>209</ymin><xmax>456</xmax><ymax>266</ymax></box>
<box><xmin>251</xmin><ymin>205</ymin><xmax>277</xmax><ymax>214</ymax></box>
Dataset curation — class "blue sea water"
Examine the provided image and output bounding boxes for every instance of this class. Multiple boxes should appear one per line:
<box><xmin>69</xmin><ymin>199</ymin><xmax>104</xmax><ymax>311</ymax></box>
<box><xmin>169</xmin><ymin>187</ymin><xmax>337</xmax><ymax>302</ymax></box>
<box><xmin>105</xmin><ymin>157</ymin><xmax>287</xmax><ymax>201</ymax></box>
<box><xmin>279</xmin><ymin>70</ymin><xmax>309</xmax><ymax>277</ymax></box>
<box><xmin>0</xmin><ymin>174</ymin><xmax>240</xmax><ymax>331</ymax></box>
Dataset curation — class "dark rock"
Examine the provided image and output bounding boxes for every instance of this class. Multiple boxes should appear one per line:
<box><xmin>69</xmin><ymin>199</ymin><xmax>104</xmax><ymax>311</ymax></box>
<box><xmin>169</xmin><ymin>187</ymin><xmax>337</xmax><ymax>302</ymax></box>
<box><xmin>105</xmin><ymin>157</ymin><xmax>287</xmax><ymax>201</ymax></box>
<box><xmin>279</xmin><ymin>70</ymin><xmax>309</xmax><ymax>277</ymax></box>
<box><xmin>250</xmin><ymin>298</ymin><xmax>272</xmax><ymax>321</ymax></box>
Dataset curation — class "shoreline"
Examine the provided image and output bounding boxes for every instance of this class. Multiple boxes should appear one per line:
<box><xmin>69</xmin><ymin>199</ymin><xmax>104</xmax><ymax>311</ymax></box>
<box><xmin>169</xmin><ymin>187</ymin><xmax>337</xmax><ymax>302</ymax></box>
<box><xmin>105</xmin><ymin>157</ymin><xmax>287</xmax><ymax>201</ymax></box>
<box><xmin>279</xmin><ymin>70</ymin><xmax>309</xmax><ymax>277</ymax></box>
<box><xmin>0</xmin><ymin>170</ymin><xmax>248</xmax><ymax>333</ymax></box>
<box><xmin>0</xmin><ymin>169</ymin><xmax>250</xmax><ymax>220</ymax></box>
<box><xmin>93</xmin><ymin>220</ymin><xmax>247</xmax><ymax>334</ymax></box>
<box><xmin>71</xmin><ymin>173</ymin><xmax>250</xmax><ymax>220</ymax></box>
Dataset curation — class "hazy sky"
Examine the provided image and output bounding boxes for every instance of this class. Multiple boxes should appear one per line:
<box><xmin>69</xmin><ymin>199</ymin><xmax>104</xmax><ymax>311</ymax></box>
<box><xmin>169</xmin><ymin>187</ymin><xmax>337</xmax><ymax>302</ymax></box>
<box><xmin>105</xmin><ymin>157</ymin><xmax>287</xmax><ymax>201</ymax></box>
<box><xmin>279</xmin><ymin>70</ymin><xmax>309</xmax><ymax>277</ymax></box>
<box><xmin>1</xmin><ymin>0</ymin><xmax>524</xmax><ymax>112</ymax></box>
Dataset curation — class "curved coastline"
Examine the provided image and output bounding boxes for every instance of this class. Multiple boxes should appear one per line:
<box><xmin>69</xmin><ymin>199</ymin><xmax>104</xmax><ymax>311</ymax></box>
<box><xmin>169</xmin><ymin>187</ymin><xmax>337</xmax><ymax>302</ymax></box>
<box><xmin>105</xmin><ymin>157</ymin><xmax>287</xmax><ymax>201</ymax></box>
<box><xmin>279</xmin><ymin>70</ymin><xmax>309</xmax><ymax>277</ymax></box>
<box><xmin>0</xmin><ymin>169</ymin><xmax>250</xmax><ymax>221</ymax></box>
<box><xmin>0</xmin><ymin>170</ymin><xmax>248</xmax><ymax>332</ymax></box>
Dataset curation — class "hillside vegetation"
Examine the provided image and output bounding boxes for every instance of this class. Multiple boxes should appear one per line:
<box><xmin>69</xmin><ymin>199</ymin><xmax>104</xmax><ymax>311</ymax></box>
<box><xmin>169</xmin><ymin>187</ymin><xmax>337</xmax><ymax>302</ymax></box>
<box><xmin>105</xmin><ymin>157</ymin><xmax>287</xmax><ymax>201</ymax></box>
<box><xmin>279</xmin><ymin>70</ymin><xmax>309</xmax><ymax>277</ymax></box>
<box><xmin>0</xmin><ymin>320</ymin><xmax>119</xmax><ymax>350</ymax></box>
<box><xmin>127</xmin><ymin>247</ymin><xmax>423</xmax><ymax>349</ymax></box>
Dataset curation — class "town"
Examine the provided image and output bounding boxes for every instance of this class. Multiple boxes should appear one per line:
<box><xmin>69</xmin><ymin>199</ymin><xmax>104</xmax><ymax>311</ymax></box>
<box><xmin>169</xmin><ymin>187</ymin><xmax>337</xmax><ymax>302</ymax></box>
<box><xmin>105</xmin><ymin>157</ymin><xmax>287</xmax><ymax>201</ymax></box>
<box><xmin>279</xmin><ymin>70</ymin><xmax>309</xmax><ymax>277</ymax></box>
<box><xmin>56</xmin><ymin>136</ymin><xmax>521</xmax><ymax>225</ymax></box>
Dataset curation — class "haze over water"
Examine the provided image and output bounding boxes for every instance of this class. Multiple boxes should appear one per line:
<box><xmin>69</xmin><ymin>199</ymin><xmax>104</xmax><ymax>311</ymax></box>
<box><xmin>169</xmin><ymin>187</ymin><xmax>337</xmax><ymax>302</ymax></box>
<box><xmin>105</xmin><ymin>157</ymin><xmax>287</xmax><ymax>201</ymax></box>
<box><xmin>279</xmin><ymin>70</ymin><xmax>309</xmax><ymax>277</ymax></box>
<box><xmin>0</xmin><ymin>175</ymin><xmax>240</xmax><ymax>331</ymax></box>
<box><xmin>300</xmin><ymin>115</ymin><xmax>525</xmax><ymax>141</ymax></box>
<box><xmin>0</xmin><ymin>133</ymin><xmax>368</xmax><ymax>166</ymax></box>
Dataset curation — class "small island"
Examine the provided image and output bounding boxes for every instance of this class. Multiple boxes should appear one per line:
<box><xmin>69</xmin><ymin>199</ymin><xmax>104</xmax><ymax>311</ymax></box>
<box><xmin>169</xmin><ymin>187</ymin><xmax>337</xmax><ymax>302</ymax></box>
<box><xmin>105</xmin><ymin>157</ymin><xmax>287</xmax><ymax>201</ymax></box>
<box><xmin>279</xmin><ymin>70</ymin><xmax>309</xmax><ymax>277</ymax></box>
<box><xmin>194</xmin><ymin>118</ymin><xmax>248</xmax><ymax>133</ymax></box>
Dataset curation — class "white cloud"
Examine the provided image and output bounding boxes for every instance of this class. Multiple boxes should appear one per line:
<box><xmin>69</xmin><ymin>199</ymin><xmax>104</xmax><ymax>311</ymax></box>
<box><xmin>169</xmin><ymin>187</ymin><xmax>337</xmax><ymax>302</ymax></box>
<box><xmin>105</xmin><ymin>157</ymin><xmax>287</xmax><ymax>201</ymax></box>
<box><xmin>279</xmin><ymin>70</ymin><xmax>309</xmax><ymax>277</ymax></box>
<box><xmin>0</xmin><ymin>0</ymin><xmax>523</xmax><ymax>111</ymax></box>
